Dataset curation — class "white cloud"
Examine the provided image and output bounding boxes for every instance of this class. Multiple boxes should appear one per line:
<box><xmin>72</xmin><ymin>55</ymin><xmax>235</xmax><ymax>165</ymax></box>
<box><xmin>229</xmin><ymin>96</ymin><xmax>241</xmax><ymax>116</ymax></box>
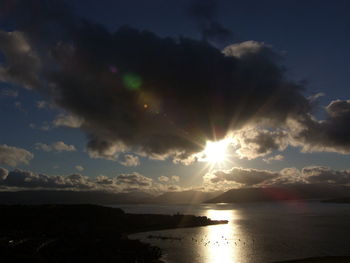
<box><xmin>171</xmin><ymin>175</ymin><xmax>180</xmax><ymax>182</ymax></box>
<box><xmin>35</xmin><ymin>141</ymin><xmax>76</xmax><ymax>152</ymax></box>
<box><xmin>0</xmin><ymin>167</ymin><xmax>8</xmax><ymax>180</ymax></box>
<box><xmin>75</xmin><ymin>165</ymin><xmax>84</xmax><ymax>171</ymax></box>
<box><xmin>53</xmin><ymin>114</ymin><xmax>83</xmax><ymax>128</ymax></box>
<box><xmin>118</xmin><ymin>154</ymin><xmax>140</xmax><ymax>167</ymax></box>
<box><xmin>263</xmin><ymin>154</ymin><xmax>284</xmax><ymax>163</ymax></box>
<box><xmin>158</xmin><ymin>176</ymin><xmax>169</xmax><ymax>182</ymax></box>
<box><xmin>0</xmin><ymin>144</ymin><xmax>34</xmax><ymax>167</ymax></box>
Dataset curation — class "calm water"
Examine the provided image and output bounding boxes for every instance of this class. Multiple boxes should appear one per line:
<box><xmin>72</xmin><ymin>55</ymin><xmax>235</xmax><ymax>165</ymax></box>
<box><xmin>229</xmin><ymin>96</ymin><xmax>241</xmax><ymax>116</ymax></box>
<box><xmin>114</xmin><ymin>202</ymin><xmax>350</xmax><ymax>263</ymax></box>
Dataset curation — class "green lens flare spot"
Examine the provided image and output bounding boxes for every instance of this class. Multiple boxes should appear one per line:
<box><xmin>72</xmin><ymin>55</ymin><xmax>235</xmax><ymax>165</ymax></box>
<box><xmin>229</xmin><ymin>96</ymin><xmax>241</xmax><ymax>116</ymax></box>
<box><xmin>122</xmin><ymin>73</ymin><xmax>142</xmax><ymax>91</ymax></box>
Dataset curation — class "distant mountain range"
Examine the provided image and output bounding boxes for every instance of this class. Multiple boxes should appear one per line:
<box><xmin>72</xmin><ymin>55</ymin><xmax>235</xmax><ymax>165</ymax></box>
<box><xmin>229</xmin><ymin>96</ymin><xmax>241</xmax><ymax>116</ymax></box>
<box><xmin>146</xmin><ymin>190</ymin><xmax>223</xmax><ymax>204</ymax></box>
<box><xmin>0</xmin><ymin>190</ymin><xmax>222</xmax><ymax>205</ymax></box>
<box><xmin>205</xmin><ymin>184</ymin><xmax>350</xmax><ymax>203</ymax></box>
<box><xmin>0</xmin><ymin>184</ymin><xmax>349</xmax><ymax>205</ymax></box>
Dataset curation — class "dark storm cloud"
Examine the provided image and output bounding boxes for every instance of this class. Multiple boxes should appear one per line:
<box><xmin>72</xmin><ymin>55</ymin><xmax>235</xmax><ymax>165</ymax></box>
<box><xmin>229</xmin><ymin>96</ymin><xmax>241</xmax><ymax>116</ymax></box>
<box><xmin>208</xmin><ymin>167</ymin><xmax>279</xmax><ymax>186</ymax></box>
<box><xmin>188</xmin><ymin>0</ymin><xmax>233</xmax><ymax>44</ymax></box>
<box><xmin>234</xmin><ymin>128</ymin><xmax>289</xmax><ymax>159</ymax></box>
<box><xmin>302</xmin><ymin>166</ymin><xmax>350</xmax><ymax>185</ymax></box>
<box><xmin>0</xmin><ymin>30</ymin><xmax>40</xmax><ymax>89</ymax></box>
<box><xmin>0</xmin><ymin>0</ymin><xmax>314</xmax><ymax>161</ymax></box>
<box><xmin>290</xmin><ymin>99</ymin><xmax>350</xmax><ymax>154</ymax></box>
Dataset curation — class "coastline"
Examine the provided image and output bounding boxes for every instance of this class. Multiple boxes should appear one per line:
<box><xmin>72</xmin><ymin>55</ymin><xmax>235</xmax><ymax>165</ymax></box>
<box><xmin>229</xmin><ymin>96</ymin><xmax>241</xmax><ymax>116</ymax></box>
<box><xmin>0</xmin><ymin>204</ymin><xmax>227</xmax><ymax>263</ymax></box>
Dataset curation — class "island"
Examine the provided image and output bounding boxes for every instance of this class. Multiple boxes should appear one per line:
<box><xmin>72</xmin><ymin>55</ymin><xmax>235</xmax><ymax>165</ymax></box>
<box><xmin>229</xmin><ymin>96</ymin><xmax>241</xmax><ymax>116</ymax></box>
<box><xmin>0</xmin><ymin>204</ymin><xmax>227</xmax><ymax>263</ymax></box>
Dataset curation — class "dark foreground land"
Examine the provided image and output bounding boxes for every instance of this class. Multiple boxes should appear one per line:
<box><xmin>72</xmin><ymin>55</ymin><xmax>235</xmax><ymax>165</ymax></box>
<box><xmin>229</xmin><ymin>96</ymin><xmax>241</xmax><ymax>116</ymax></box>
<box><xmin>278</xmin><ymin>256</ymin><xmax>350</xmax><ymax>263</ymax></box>
<box><xmin>0</xmin><ymin>204</ymin><xmax>227</xmax><ymax>263</ymax></box>
<box><xmin>322</xmin><ymin>197</ymin><xmax>350</xmax><ymax>203</ymax></box>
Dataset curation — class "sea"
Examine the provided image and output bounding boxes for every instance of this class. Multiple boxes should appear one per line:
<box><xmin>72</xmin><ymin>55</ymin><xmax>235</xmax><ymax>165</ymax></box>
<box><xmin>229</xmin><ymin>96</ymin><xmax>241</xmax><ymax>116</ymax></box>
<box><xmin>113</xmin><ymin>201</ymin><xmax>350</xmax><ymax>263</ymax></box>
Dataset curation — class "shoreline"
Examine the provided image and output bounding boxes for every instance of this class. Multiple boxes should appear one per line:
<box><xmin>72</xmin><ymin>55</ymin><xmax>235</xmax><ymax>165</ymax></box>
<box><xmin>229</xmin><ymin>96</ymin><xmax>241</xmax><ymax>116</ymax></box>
<box><xmin>0</xmin><ymin>204</ymin><xmax>227</xmax><ymax>263</ymax></box>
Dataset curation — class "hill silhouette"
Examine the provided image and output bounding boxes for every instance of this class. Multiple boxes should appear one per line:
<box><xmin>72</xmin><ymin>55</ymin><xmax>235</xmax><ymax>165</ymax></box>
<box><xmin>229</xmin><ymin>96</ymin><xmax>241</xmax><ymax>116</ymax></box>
<box><xmin>205</xmin><ymin>184</ymin><xmax>350</xmax><ymax>203</ymax></box>
<box><xmin>148</xmin><ymin>190</ymin><xmax>222</xmax><ymax>204</ymax></box>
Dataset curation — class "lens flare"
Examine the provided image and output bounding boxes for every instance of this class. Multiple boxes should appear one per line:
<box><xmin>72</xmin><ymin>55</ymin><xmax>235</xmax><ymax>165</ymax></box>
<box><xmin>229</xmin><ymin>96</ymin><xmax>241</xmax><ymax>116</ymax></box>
<box><xmin>122</xmin><ymin>73</ymin><xmax>142</xmax><ymax>91</ymax></box>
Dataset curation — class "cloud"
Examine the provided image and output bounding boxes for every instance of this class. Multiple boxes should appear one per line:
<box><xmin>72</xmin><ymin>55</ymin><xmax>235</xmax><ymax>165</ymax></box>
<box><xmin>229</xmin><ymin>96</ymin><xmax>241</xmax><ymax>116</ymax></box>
<box><xmin>14</xmin><ymin>101</ymin><xmax>24</xmax><ymax>111</ymax></box>
<box><xmin>301</xmin><ymin>166</ymin><xmax>350</xmax><ymax>185</ymax></box>
<box><xmin>0</xmin><ymin>167</ymin><xmax>181</xmax><ymax>194</ymax></box>
<box><xmin>0</xmin><ymin>144</ymin><xmax>33</xmax><ymax>167</ymax></box>
<box><xmin>288</xmin><ymin>99</ymin><xmax>350</xmax><ymax>154</ymax></box>
<box><xmin>53</xmin><ymin>113</ymin><xmax>84</xmax><ymax>128</ymax></box>
<box><xmin>234</xmin><ymin>128</ymin><xmax>289</xmax><ymax>159</ymax></box>
<box><xmin>116</xmin><ymin>173</ymin><xmax>152</xmax><ymax>187</ymax></box>
<box><xmin>0</xmin><ymin>167</ymin><xmax>8</xmax><ymax>180</ymax></box>
<box><xmin>171</xmin><ymin>175</ymin><xmax>180</xmax><ymax>182</ymax></box>
<box><xmin>263</xmin><ymin>154</ymin><xmax>284</xmax><ymax>163</ymax></box>
<box><xmin>205</xmin><ymin>165</ymin><xmax>350</xmax><ymax>190</ymax></box>
<box><xmin>157</xmin><ymin>175</ymin><xmax>180</xmax><ymax>192</ymax></box>
<box><xmin>265</xmin><ymin>167</ymin><xmax>306</xmax><ymax>186</ymax></box>
<box><xmin>5</xmin><ymin>1</ymin><xmax>345</xmax><ymax>163</ymax></box>
<box><xmin>188</xmin><ymin>0</ymin><xmax>233</xmax><ymax>44</ymax></box>
<box><xmin>75</xmin><ymin>165</ymin><xmax>84</xmax><ymax>171</ymax></box>
<box><xmin>118</xmin><ymin>154</ymin><xmax>140</xmax><ymax>167</ymax></box>
<box><xmin>206</xmin><ymin>167</ymin><xmax>279</xmax><ymax>187</ymax></box>
<box><xmin>95</xmin><ymin>175</ymin><xmax>114</xmax><ymax>185</ymax></box>
<box><xmin>0</xmin><ymin>88</ymin><xmax>18</xmax><ymax>97</ymax></box>
<box><xmin>0</xmin><ymin>169</ymin><xmax>93</xmax><ymax>189</ymax></box>
<box><xmin>0</xmin><ymin>30</ymin><xmax>40</xmax><ymax>89</ymax></box>
<box><xmin>11</xmin><ymin>24</ymin><xmax>308</xmax><ymax>162</ymax></box>
<box><xmin>308</xmin><ymin>92</ymin><xmax>325</xmax><ymax>102</ymax></box>
<box><xmin>36</xmin><ymin>100</ymin><xmax>48</xmax><ymax>109</ymax></box>
<box><xmin>87</xmin><ymin>141</ymin><xmax>127</xmax><ymax>161</ymax></box>
<box><xmin>168</xmin><ymin>185</ymin><xmax>181</xmax><ymax>191</ymax></box>
<box><xmin>35</xmin><ymin>141</ymin><xmax>76</xmax><ymax>152</ymax></box>
<box><xmin>29</xmin><ymin>121</ymin><xmax>51</xmax><ymax>131</ymax></box>
<box><xmin>158</xmin><ymin>176</ymin><xmax>169</xmax><ymax>182</ymax></box>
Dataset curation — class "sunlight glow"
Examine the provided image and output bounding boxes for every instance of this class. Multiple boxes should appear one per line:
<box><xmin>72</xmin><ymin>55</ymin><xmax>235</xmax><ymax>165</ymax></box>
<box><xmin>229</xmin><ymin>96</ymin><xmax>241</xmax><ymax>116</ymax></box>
<box><xmin>202</xmin><ymin>209</ymin><xmax>240</xmax><ymax>263</ymax></box>
<box><xmin>204</xmin><ymin>140</ymin><xmax>229</xmax><ymax>163</ymax></box>
<box><xmin>199</xmin><ymin>138</ymin><xmax>234</xmax><ymax>169</ymax></box>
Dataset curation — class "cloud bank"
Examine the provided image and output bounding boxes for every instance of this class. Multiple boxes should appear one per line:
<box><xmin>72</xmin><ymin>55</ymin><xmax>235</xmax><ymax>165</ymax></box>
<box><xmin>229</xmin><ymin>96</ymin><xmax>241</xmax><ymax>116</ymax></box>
<box><xmin>0</xmin><ymin>167</ymin><xmax>181</xmax><ymax>194</ymax></box>
<box><xmin>204</xmin><ymin>166</ymin><xmax>350</xmax><ymax>190</ymax></box>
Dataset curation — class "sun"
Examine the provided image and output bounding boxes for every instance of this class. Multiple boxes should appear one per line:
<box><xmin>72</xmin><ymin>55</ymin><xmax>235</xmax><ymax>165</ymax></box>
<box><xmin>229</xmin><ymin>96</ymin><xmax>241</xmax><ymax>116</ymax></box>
<box><xmin>201</xmin><ymin>138</ymin><xmax>232</xmax><ymax>165</ymax></box>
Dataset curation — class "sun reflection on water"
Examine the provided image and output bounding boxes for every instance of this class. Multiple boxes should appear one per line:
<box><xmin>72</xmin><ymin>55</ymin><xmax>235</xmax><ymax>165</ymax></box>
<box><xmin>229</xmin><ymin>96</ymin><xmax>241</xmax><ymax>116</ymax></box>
<box><xmin>202</xmin><ymin>209</ymin><xmax>242</xmax><ymax>263</ymax></box>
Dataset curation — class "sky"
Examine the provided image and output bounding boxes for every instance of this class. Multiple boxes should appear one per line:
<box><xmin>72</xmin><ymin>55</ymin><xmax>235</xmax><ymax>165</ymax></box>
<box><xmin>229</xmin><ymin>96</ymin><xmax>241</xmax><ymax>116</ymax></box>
<box><xmin>0</xmin><ymin>0</ymin><xmax>350</xmax><ymax>194</ymax></box>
